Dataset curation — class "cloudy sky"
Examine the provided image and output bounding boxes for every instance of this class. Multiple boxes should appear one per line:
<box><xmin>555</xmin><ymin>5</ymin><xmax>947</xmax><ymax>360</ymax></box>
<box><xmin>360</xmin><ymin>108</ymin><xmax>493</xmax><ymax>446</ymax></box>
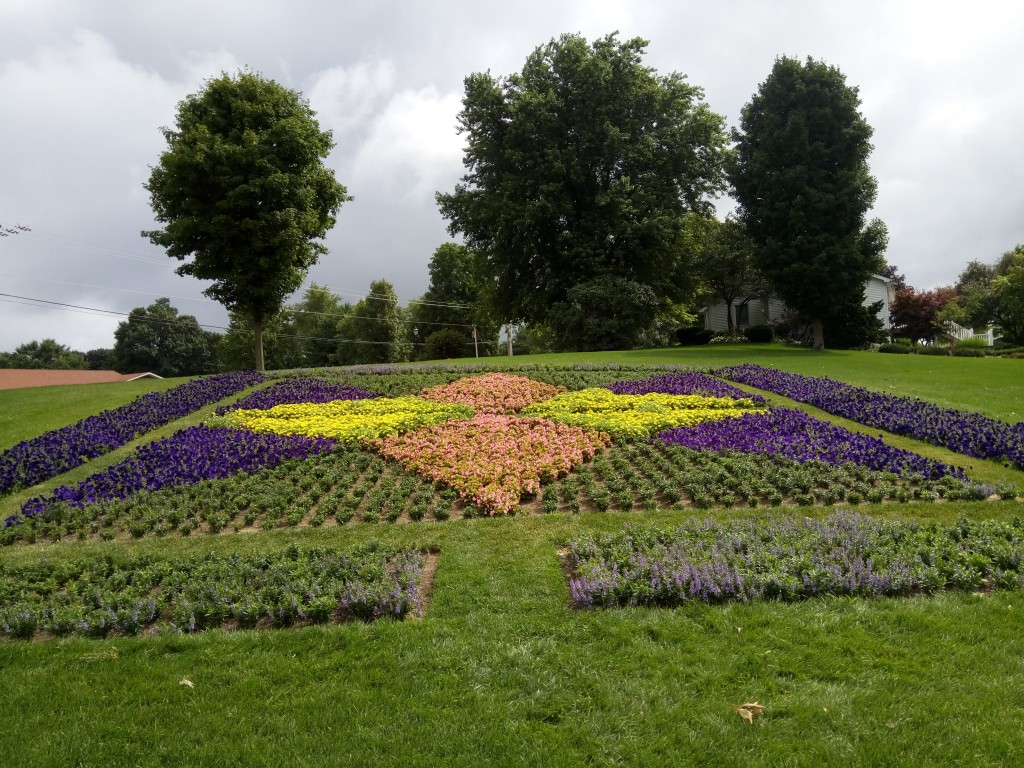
<box><xmin>1</xmin><ymin>0</ymin><xmax>1022</xmax><ymax>353</ymax></box>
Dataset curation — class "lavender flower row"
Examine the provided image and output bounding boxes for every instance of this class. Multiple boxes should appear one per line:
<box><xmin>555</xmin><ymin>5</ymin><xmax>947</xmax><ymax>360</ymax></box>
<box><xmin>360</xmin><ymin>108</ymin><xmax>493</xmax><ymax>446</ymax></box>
<box><xmin>656</xmin><ymin>408</ymin><xmax>967</xmax><ymax>480</ymax></box>
<box><xmin>715</xmin><ymin>364</ymin><xmax>1024</xmax><ymax>468</ymax></box>
<box><xmin>0</xmin><ymin>370</ymin><xmax>265</xmax><ymax>495</ymax></box>
<box><xmin>214</xmin><ymin>377</ymin><xmax>379</xmax><ymax>415</ymax></box>
<box><xmin>606</xmin><ymin>371</ymin><xmax>767</xmax><ymax>404</ymax></box>
<box><xmin>0</xmin><ymin>545</ymin><xmax>424</xmax><ymax>639</ymax></box>
<box><xmin>569</xmin><ymin>512</ymin><xmax>1024</xmax><ymax>608</ymax></box>
<box><xmin>9</xmin><ymin>425</ymin><xmax>334</xmax><ymax>525</ymax></box>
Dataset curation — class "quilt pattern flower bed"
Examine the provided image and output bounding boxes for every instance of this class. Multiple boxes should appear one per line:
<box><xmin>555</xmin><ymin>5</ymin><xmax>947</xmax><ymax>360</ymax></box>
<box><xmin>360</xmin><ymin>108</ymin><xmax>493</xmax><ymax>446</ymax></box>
<box><xmin>2</xmin><ymin>368</ymin><xmax>998</xmax><ymax>543</ymax></box>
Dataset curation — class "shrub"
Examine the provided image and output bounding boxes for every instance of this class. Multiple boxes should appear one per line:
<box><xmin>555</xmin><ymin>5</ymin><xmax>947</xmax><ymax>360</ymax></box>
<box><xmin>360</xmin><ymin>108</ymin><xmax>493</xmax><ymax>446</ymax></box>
<box><xmin>878</xmin><ymin>343</ymin><xmax>913</xmax><ymax>354</ymax></box>
<box><xmin>743</xmin><ymin>324</ymin><xmax>774</xmax><ymax>343</ymax></box>
<box><xmin>675</xmin><ymin>326</ymin><xmax>713</xmax><ymax>346</ymax></box>
<box><xmin>422</xmin><ymin>329</ymin><xmax>470</xmax><ymax>360</ymax></box>
<box><xmin>952</xmin><ymin>348</ymin><xmax>985</xmax><ymax>358</ymax></box>
<box><xmin>917</xmin><ymin>346</ymin><xmax>950</xmax><ymax>356</ymax></box>
<box><xmin>955</xmin><ymin>336</ymin><xmax>989</xmax><ymax>350</ymax></box>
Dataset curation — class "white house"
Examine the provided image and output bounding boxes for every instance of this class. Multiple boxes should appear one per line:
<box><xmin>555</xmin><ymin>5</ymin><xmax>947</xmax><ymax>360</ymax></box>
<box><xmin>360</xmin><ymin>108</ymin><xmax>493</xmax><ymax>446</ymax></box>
<box><xmin>701</xmin><ymin>274</ymin><xmax>894</xmax><ymax>333</ymax></box>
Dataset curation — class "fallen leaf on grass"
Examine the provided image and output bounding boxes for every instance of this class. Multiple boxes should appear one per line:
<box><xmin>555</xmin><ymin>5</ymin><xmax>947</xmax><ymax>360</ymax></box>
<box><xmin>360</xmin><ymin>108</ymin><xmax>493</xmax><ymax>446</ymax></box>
<box><xmin>179</xmin><ymin>678</ymin><xmax>195</xmax><ymax>689</ymax></box>
<box><xmin>735</xmin><ymin>702</ymin><xmax>765</xmax><ymax>724</ymax></box>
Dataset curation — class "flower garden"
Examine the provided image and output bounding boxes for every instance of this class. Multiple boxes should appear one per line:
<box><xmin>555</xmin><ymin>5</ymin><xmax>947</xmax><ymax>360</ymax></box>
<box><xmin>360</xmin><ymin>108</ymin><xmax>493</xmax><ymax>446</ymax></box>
<box><xmin>1</xmin><ymin>363</ymin><xmax>1023</xmax><ymax>641</ymax></box>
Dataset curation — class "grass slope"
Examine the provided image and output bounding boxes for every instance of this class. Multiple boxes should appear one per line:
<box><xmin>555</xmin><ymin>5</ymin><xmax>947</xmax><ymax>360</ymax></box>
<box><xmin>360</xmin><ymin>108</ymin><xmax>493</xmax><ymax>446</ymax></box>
<box><xmin>2</xmin><ymin>349</ymin><xmax>1024</xmax><ymax>766</ymax></box>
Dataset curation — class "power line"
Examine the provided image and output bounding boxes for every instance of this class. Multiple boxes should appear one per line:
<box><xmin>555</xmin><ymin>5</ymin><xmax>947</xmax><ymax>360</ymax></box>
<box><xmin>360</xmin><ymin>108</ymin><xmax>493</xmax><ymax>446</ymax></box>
<box><xmin>0</xmin><ymin>292</ymin><xmax>488</xmax><ymax>348</ymax></box>
<box><xmin>6</xmin><ymin>224</ymin><xmax>480</xmax><ymax>311</ymax></box>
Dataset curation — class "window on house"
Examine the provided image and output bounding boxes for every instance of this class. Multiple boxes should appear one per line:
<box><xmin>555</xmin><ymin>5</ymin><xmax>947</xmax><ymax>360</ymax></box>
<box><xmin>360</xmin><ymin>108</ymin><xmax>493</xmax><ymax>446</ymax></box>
<box><xmin>736</xmin><ymin>303</ymin><xmax>750</xmax><ymax>328</ymax></box>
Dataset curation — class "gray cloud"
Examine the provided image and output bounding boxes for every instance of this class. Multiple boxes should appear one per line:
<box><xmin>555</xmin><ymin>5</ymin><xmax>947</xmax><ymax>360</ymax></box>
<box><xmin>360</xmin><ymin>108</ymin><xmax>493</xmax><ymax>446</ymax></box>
<box><xmin>1</xmin><ymin>0</ymin><xmax>1022</xmax><ymax>353</ymax></box>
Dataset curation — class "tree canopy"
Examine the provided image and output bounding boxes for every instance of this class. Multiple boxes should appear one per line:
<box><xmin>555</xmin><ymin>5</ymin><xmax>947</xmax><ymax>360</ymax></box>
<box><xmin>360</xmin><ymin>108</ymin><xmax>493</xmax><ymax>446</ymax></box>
<box><xmin>112</xmin><ymin>298</ymin><xmax>219</xmax><ymax>377</ymax></box>
<box><xmin>729</xmin><ymin>56</ymin><xmax>886</xmax><ymax>350</ymax></box>
<box><xmin>334</xmin><ymin>280</ymin><xmax>411</xmax><ymax>365</ymax></box>
<box><xmin>407</xmin><ymin>243</ymin><xmax>499</xmax><ymax>358</ymax></box>
<box><xmin>952</xmin><ymin>245</ymin><xmax>1024</xmax><ymax>344</ymax></box>
<box><xmin>436</xmin><ymin>33</ymin><xmax>727</xmax><ymax>348</ymax></box>
<box><xmin>685</xmin><ymin>215</ymin><xmax>768</xmax><ymax>333</ymax></box>
<box><xmin>0</xmin><ymin>339</ymin><xmax>87</xmax><ymax>369</ymax></box>
<box><xmin>143</xmin><ymin>70</ymin><xmax>350</xmax><ymax>370</ymax></box>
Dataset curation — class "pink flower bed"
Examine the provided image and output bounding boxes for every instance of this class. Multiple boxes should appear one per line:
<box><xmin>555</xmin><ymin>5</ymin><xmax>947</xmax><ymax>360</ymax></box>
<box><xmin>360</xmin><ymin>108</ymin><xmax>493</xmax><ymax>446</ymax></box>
<box><xmin>418</xmin><ymin>373</ymin><xmax>565</xmax><ymax>414</ymax></box>
<box><xmin>370</xmin><ymin>414</ymin><xmax>611</xmax><ymax>514</ymax></box>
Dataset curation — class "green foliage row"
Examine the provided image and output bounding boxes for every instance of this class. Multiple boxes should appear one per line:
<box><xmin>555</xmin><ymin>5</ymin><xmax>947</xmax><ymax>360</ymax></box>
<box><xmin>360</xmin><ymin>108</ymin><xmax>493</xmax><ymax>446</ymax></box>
<box><xmin>6</xmin><ymin>439</ymin><xmax>1011</xmax><ymax>547</ymax></box>
<box><xmin>0</xmin><ymin>542</ymin><xmax>423</xmax><ymax>640</ymax></box>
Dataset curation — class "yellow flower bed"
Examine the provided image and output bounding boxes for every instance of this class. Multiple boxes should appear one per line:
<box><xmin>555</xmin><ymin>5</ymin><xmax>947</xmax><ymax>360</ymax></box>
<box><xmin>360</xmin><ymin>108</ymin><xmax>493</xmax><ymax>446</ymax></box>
<box><xmin>212</xmin><ymin>397</ymin><xmax>473</xmax><ymax>442</ymax></box>
<box><xmin>520</xmin><ymin>388</ymin><xmax>762</xmax><ymax>440</ymax></box>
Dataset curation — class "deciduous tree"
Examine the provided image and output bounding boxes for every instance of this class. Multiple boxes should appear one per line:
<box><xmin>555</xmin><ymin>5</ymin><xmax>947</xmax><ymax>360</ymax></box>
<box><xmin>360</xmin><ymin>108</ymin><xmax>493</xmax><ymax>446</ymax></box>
<box><xmin>112</xmin><ymin>298</ymin><xmax>219</xmax><ymax>376</ymax></box>
<box><xmin>956</xmin><ymin>245</ymin><xmax>1024</xmax><ymax>344</ymax></box>
<box><xmin>143</xmin><ymin>70</ymin><xmax>350</xmax><ymax>370</ymax></box>
<box><xmin>408</xmin><ymin>243</ymin><xmax>499</xmax><ymax>358</ymax></box>
<box><xmin>0</xmin><ymin>339</ymin><xmax>87</xmax><ymax>369</ymax></box>
<box><xmin>334</xmin><ymin>280</ymin><xmax>411</xmax><ymax>365</ymax></box>
<box><xmin>686</xmin><ymin>215</ymin><xmax>769</xmax><ymax>333</ymax></box>
<box><xmin>729</xmin><ymin>56</ymin><xmax>886</xmax><ymax>350</ymax></box>
<box><xmin>437</xmin><ymin>33</ymin><xmax>727</xmax><ymax>347</ymax></box>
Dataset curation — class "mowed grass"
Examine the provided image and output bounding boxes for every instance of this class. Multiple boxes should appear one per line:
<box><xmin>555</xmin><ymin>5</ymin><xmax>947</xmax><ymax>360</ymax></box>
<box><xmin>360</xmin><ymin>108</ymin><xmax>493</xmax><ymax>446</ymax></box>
<box><xmin>0</xmin><ymin>376</ymin><xmax>189</xmax><ymax>451</ymax></box>
<box><xmin>2</xmin><ymin>349</ymin><xmax>1024</xmax><ymax>766</ymax></box>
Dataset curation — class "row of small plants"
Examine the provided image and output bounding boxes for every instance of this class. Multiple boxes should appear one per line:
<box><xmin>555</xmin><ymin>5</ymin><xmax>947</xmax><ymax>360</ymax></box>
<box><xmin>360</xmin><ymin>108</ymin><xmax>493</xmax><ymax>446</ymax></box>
<box><xmin>567</xmin><ymin>512</ymin><xmax>1024</xmax><ymax>607</ymax></box>
<box><xmin>11</xmin><ymin>425</ymin><xmax>336</xmax><ymax>526</ymax></box>
<box><xmin>292</xmin><ymin>363</ymin><xmax>693</xmax><ymax>398</ymax></box>
<box><xmin>0</xmin><ymin>542</ymin><xmax>425</xmax><ymax>640</ymax></box>
<box><xmin>716</xmin><ymin>363</ymin><xmax>1024</xmax><ymax>468</ymax></box>
<box><xmin>8</xmin><ymin>368</ymin><xmax>1000</xmax><ymax>536</ymax></box>
<box><xmin>2</xmin><ymin>441</ymin><xmax>994</xmax><ymax>546</ymax></box>
<box><xmin>0</xmin><ymin>370</ymin><xmax>265</xmax><ymax>495</ymax></box>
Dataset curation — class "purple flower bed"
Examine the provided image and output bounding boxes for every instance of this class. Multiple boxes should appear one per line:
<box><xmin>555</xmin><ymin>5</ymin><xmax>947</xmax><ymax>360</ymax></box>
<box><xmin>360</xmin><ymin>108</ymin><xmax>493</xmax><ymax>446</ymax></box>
<box><xmin>569</xmin><ymin>512</ymin><xmax>1024</xmax><ymax>608</ymax></box>
<box><xmin>606</xmin><ymin>372</ymin><xmax>767</xmax><ymax>404</ymax></box>
<box><xmin>656</xmin><ymin>408</ymin><xmax>966</xmax><ymax>480</ymax></box>
<box><xmin>214</xmin><ymin>377</ymin><xmax>380</xmax><ymax>415</ymax></box>
<box><xmin>0</xmin><ymin>371</ymin><xmax>265</xmax><ymax>495</ymax></box>
<box><xmin>9</xmin><ymin>425</ymin><xmax>334</xmax><ymax>525</ymax></box>
<box><xmin>715</xmin><ymin>364</ymin><xmax>1024</xmax><ymax>469</ymax></box>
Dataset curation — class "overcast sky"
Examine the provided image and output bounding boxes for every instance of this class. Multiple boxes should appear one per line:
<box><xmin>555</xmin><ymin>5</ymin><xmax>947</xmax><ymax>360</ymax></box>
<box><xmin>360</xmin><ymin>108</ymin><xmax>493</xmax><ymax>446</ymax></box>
<box><xmin>1</xmin><ymin>0</ymin><xmax>1022</xmax><ymax>353</ymax></box>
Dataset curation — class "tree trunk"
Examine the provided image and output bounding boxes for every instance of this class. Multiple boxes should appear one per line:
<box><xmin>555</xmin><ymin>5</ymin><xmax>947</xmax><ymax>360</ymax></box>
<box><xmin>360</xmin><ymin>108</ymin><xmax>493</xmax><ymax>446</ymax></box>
<box><xmin>253</xmin><ymin>318</ymin><xmax>265</xmax><ymax>371</ymax></box>
<box><xmin>725</xmin><ymin>299</ymin><xmax>735</xmax><ymax>333</ymax></box>
<box><xmin>812</xmin><ymin>318</ymin><xmax>825</xmax><ymax>351</ymax></box>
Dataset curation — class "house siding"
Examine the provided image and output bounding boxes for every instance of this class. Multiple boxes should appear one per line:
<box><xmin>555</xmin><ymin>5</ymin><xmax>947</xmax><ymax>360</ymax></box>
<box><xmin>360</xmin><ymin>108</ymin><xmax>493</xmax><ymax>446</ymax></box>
<box><xmin>704</xmin><ymin>276</ymin><xmax>892</xmax><ymax>332</ymax></box>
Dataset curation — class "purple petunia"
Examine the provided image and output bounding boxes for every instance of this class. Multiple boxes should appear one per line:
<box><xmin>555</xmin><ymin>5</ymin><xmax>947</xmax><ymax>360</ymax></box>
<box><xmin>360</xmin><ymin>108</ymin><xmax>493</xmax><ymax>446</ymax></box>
<box><xmin>607</xmin><ymin>372</ymin><xmax>767</xmax><ymax>404</ymax></box>
<box><xmin>10</xmin><ymin>425</ymin><xmax>334</xmax><ymax>525</ymax></box>
<box><xmin>214</xmin><ymin>377</ymin><xmax>380</xmax><ymax>415</ymax></box>
<box><xmin>656</xmin><ymin>408</ymin><xmax>966</xmax><ymax>480</ymax></box>
<box><xmin>0</xmin><ymin>371</ymin><xmax>265</xmax><ymax>495</ymax></box>
<box><xmin>715</xmin><ymin>364</ymin><xmax>1024</xmax><ymax>469</ymax></box>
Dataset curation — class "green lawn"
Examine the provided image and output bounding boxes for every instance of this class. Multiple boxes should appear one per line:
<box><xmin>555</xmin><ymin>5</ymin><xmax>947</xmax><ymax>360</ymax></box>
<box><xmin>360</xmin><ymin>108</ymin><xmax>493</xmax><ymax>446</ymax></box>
<box><xmin>2</xmin><ymin>349</ymin><xmax>1024</xmax><ymax>766</ymax></box>
<box><xmin>0</xmin><ymin>376</ymin><xmax>189</xmax><ymax>451</ymax></box>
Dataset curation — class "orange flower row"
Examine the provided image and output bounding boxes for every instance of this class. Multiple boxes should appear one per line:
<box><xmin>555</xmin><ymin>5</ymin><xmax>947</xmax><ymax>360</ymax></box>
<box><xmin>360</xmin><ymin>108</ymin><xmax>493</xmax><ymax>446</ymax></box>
<box><xmin>370</xmin><ymin>414</ymin><xmax>611</xmax><ymax>514</ymax></box>
<box><xmin>418</xmin><ymin>373</ymin><xmax>565</xmax><ymax>414</ymax></box>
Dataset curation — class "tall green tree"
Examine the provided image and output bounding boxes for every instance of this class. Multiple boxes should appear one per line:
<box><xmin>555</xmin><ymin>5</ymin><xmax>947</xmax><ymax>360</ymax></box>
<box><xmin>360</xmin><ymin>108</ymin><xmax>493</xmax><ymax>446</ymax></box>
<box><xmin>955</xmin><ymin>245</ymin><xmax>1024</xmax><ymax>344</ymax></box>
<box><xmin>334</xmin><ymin>280</ymin><xmax>411</xmax><ymax>365</ymax></box>
<box><xmin>686</xmin><ymin>215</ymin><xmax>769</xmax><ymax>333</ymax></box>
<box><xmin>436</xmin><ymin>33</ymin><xmax>727</xmax><ymax>348</ymax></box>
<box><xmin>279</xmin><ymin>283</ymin><xmax>351</xmax><ymax>367</ymax></box>
<box><xmin>112</xmin><ymin>298</ymin><xmax>219</xmax><ymax>376</ymax></box>
<box><xmin>143</xmin><ymin>70</ymin><xmax>350</xmax><ymax>370</ymax></box>
<box><xmin>0</xmin><ymin>339</ymin><xmax>87</xmax><ymax>369</ymax></box>
<box><xmin>729</xmin><ymin>56</ymin><xmax>887</xmax><ymax>350</ymax></box>
<box><xmin>407</xmin><ymin>243</ymin><xmax>499</xmax><ymax>358</ymax></box>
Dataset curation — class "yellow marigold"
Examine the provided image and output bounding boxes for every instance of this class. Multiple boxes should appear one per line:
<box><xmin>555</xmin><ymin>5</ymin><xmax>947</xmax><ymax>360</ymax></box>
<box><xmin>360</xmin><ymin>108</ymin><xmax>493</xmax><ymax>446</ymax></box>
<box><xmin>521</xmin><ymin>388</ymin><xmax>761</xmax><ymax>440</ymax></box>
<box><xmin>213</xmin><ymin>396</ymin><xmax>472</xmax><ymax>442</ymax></box>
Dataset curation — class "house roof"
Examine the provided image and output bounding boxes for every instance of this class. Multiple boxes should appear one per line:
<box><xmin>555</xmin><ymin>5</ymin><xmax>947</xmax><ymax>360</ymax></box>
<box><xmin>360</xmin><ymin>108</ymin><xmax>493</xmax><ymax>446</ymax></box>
<box><xmin>0</xmin><ymin>369</ymin><xmax>163</xmax><ymax>391</ymax></box>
